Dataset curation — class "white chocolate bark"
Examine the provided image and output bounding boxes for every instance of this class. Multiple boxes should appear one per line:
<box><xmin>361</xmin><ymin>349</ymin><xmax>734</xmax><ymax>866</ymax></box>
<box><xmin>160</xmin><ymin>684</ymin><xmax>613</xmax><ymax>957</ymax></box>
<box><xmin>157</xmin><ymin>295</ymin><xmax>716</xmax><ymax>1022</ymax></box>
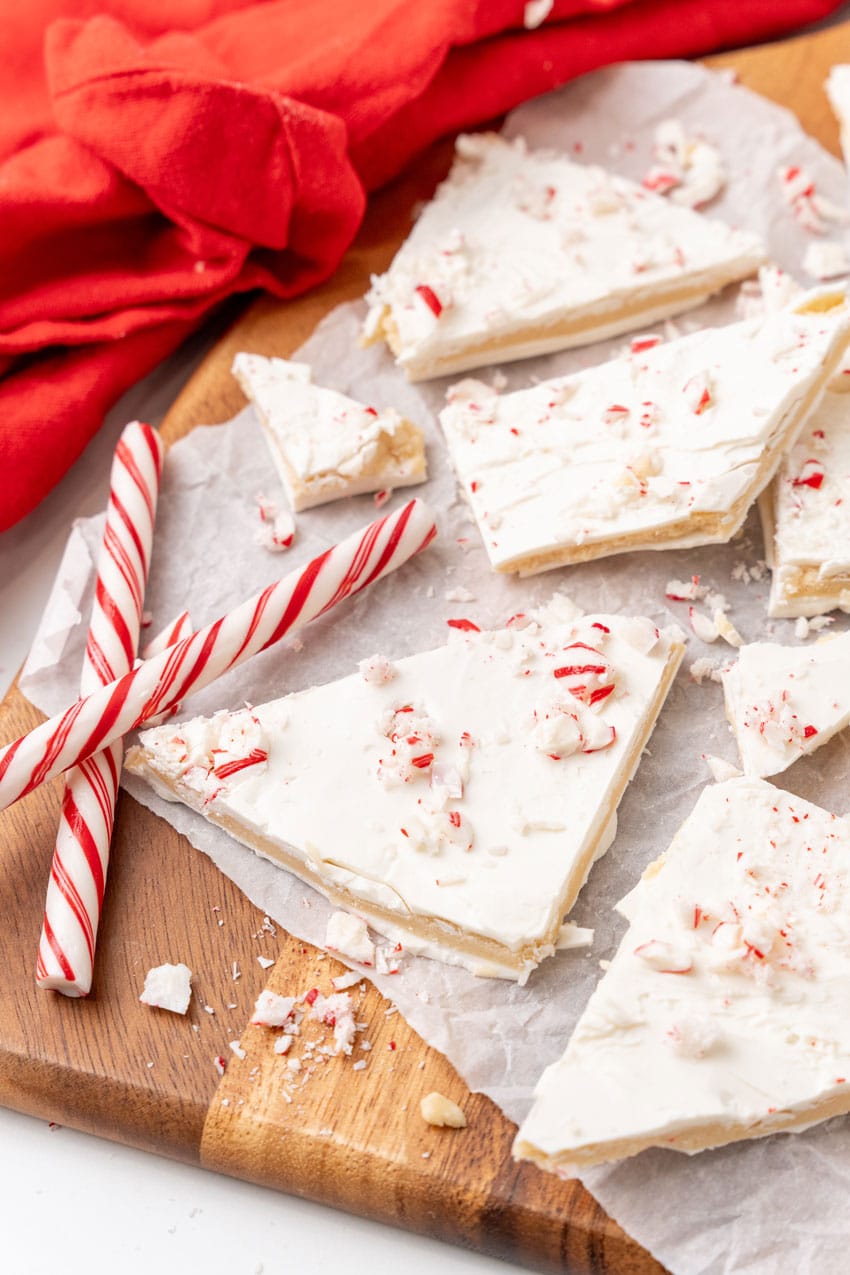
<box><xmin>363</xmin><ymin>132</ymin><xmax>765</xmax><ymax>380</ymax></box>
<box><xmin>761</xmin><ymin>382</ymin><xmax>850</xmax><ymax>617</ymax></box>
<box><xmin>126</xmin><ymin>614</ymin><xmax>684</xmax><ymax>982</ymax></box>
<box><xmin>439</xmin><ymin>286</ymin><xmax>850</xmax><ymax>575</ymax></box>
<box><xmin>721</xmin><ymin>633</ymin><xmax>850</xmax><ymax>777</ymax></box>
<box><xmin>233</xmin><ymin>353</ymin><xmax>426</xmax><ymax>511</ymax></box>
<box><xmin>515</xmin><ymin>778</ymin><xmax>850</xmax><ymax>1174</ymax></box>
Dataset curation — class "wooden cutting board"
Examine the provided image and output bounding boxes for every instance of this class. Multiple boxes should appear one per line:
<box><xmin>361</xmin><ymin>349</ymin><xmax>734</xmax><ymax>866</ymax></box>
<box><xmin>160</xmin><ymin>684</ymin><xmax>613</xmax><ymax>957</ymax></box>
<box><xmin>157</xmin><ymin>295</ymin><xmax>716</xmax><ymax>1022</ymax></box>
<box><xmin>2</xmin><ymin>21</ymin><xmax>848</xmax><ymax>1273</ymax></box>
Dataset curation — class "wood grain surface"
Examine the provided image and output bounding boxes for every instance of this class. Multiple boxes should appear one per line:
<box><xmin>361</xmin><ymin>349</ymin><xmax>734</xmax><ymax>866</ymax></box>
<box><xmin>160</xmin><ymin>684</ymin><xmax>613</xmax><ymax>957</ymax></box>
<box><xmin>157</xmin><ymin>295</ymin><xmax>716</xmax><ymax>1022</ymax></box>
<box><xmin>2</xmin><ymin>20</ymin><xmax>849</xmax><ymax>1273</ymax></box>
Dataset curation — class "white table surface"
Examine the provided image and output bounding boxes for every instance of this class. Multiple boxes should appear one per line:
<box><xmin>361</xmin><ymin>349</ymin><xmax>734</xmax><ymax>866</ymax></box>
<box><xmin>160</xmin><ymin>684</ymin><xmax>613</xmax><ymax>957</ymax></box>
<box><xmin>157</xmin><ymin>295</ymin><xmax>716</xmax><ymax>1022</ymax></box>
<box><xmin>0</xmin><ymin>319</ymin><xmax>528</xmax><ymax>1275</ymax></box>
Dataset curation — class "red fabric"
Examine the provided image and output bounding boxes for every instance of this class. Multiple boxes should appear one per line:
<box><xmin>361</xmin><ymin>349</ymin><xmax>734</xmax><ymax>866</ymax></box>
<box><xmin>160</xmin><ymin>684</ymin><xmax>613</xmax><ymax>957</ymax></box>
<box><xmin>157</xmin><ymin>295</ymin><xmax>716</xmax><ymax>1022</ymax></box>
<box><xmin>0</xmin><ymin>0</ymin><xmax>843</xmax><ymax>530</ymax></box>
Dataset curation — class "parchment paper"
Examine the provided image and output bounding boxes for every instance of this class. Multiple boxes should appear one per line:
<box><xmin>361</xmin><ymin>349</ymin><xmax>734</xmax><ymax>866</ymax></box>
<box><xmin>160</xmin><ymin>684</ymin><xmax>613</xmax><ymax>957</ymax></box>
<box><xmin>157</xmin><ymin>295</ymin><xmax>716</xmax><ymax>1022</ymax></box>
<box><xmin>20</xmin><ymin>62</ymin><xmax>850</xmax><ymax>1275</ymax></box>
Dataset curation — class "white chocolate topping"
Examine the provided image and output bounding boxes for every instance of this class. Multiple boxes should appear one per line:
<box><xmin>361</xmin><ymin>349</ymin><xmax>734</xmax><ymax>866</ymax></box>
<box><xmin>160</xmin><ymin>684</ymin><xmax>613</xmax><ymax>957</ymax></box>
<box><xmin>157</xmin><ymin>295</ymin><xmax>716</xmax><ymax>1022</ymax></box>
<box><xmin>515</xmin><ymin>778</ymin><xmax>850</xmax><ymax>1174</ymax></box>
<box><xmin>721</xmin><ymin>633</ymin><xmax>850</xmax><ymax>777</ymax></box>
<box><xmin>363</xmin><ymin>132</ymin><xmax>765</xmax><ymax>380</ymax></box>
<box><xmin>127</xmin><ymin>614</ymin><xmax>684</xmax><ymax>981</ymax></box>
<box><xmin>232</xmin><ymin>353</ymin><xmax>426</xmax><ymax>511</ymax></box>
<box><xmin>439</xmin><ymin>287</ymin><xmax>850</xmax><ymax>574</ymax></box>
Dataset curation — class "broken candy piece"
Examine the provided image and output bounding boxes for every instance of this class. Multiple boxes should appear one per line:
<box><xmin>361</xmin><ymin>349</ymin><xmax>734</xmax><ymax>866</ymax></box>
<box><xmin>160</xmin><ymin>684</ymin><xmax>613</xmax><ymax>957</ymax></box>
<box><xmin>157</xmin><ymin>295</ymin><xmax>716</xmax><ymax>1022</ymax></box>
<box><xmin>139</xmin><ymin>962</ymin><xmax>192</xmax><ymax>1015</ymax></box>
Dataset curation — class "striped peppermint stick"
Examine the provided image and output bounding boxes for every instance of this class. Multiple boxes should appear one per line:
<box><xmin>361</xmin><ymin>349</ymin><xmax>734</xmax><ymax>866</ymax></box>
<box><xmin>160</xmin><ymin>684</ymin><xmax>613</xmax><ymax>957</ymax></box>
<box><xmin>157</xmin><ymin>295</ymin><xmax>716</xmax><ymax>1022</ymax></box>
<box><xmin>36</xmin><ymin>421</ymin><xmax>164</xmax><ymax>997</ymax></box>
<box><xmin>1</xmin><ymin>498</ymin><xmax>436</xmax><ymax>814</ymax></box>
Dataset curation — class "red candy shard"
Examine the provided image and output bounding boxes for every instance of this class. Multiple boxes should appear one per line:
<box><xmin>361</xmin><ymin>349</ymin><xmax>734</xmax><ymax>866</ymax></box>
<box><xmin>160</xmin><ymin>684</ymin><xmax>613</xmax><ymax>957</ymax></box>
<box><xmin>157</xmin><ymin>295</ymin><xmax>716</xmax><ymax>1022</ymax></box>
<box><xmin>791</xmin><ymin>459</ymin><xmax>825</xmax><ymax>490</ymax></box>
<box><xmin>415</xmin><ymin>284</ymin><xmax>443</xmax><ymax>317</ymax></box>
<box><xmin>447</xmin><ymin>618</ymin><xmax>480</xmax><ymax>632</ymax></box>
<box><xmin>213</xmin><ymin>748</ymin><xmax>269</xmax><ymax>779</ymax></box>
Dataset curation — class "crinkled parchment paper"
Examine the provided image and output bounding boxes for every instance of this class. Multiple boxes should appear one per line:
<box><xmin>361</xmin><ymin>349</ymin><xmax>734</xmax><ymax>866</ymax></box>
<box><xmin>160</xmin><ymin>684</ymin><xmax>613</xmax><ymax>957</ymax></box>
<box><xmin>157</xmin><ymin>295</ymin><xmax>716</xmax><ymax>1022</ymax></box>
<box><xmin>20</xmin><ymin>61</ymin><xmax>850</xmax><ymax>1275</ymax></box>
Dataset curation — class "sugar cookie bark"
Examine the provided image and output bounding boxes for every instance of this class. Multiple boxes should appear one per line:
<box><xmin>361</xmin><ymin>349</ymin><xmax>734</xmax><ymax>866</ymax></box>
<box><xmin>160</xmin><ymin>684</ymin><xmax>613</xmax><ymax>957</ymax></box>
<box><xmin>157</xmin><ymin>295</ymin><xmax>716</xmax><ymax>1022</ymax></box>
<box><xmin>761</xmin><ymin>381</ymin><xmax>850</xmax><ymax>617</ymax></box>
<box><xmin>721</xmin><ymin>633</ymin><xmax>850</xmax><ymax>777</ymax></box>
<box><xmin>362</xmin><ymin>133</ymin><xmax>766</xmax><ymax>381</ymax></box>
<box><xmin>233</xmin><ymin>353</ymin><xmax>426</xmax><ymax>511</ymax></box>
<box><xmin>515</xmin><ymin>778</ymin><xmax>850</xmax><ymax>1174</ymax></box>
<box><xmin>126</xmin><ymin>613</ymin><xmax>684</xmax><ymax>982</ymax></box>
<box><xmin>439</xmin><ymin>286</ymin><xmax>850</xmax><ymax>575</ymax></box>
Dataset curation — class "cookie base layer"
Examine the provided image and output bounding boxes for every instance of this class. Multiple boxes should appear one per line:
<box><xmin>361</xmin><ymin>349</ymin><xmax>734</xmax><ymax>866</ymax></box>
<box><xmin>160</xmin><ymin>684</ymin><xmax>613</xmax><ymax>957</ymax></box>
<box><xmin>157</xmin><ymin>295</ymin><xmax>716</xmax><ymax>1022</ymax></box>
<box><xmin>367</xmin><ymin>272</ymin><xmax>749</xmax><ymax>383</ymax></box>
<box><xmin>498</xmin><ymin>365</ymin><xmax>841</xmax><ymax>576</ymax></box>
<box><xmin>760</xmin><ymin>487</ymin><xmax>850</xmax><ymax>618</ymax></box>
<box><xmin>515</xmin><ymin>1089</ymin><xmax>850</xmax><ymax>1176</ymax></box>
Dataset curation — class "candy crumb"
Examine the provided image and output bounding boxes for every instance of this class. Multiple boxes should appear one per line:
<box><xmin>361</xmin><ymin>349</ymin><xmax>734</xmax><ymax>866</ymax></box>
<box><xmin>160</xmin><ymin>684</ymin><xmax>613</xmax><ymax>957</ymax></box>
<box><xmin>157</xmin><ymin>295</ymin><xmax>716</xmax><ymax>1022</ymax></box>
<box><xmin>332</xmin><ymin>969</ymin><xmax>364</xmax><ymax>992</ymax></box>
<box><xmin>325</xmin><ymin>912</ymin><xmax>376</xmax><ymax>966</ymax></box>
<box><xmin>420</xmin><ymin>1091</ymin><xmax>467</xmax><ymax>1128</ymax></box>
<box><xmin>713</xmin><ymin>610</ymin><xmax>744</xmax><ymax>648</ymax></box>
<box><xmin>139</xmin><ymin>963</ymin><xmax>192</xmax><ymax>1015</ymax></box>
<box><xmin>703</xmin><ymin>754</ymin><xmax>743</xmax><ymax>782</ymax></box>
<box><xmin>250</xmin><ymin>991</ymin><xmax>296</xmax><ymax>1028</ymax></box>
<box><xmin>690</xmin><ymin>657</ymin><xmax>725</xmax><ymax>685</ymax></box>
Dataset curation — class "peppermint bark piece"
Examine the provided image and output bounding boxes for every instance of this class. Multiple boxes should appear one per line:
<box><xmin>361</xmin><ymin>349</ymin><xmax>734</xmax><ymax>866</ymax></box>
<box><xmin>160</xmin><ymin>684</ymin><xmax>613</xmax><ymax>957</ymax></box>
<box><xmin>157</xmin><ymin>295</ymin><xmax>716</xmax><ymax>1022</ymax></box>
<box><xmin>233</xmin><ymin>353</ymin><xmax>426</xmax><ymax>511</ymax></box>
<box><xmin>126</xmin><ymin>614</ymin><xmax>684</xmax><ymax>983</ymax></box>
<box><xmin>362</xmin><ymin>132</ymin><xmax>765</xmax><ymax>381</ymax></box>
<box><xmin>515</xmin><ymin>778</ymin><xmax>850</xmax><ymax>1175</ymax></box>
<box><xmin>761</xmin><ymin>381</ymin><xmax>850</xmax><ymax>617</ymax></box>
<box><xmin>439</xmin><ymin>286</ymin><xmax>850</xmax><ymax>575</ymax></box>
<box><xmin>721</xmin><ymin>633</ymin><xmax>850</xmax><ymax>777</ymax></box>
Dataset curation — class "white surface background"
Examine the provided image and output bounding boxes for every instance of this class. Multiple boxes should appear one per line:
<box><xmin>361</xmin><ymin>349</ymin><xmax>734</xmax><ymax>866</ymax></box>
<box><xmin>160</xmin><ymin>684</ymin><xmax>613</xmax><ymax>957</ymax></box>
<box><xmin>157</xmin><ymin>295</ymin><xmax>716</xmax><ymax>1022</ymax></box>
<box><xmin>0</xmin><ymin>331</ymin><xmax>527</xmax><ymax>1275</ymax></box>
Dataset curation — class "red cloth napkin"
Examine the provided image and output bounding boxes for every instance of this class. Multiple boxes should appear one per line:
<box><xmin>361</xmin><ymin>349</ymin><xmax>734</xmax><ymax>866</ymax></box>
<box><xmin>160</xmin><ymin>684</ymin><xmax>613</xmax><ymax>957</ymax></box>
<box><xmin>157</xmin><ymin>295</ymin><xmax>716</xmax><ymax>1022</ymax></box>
<box><xmin>0</xmin><ymin>0</ymin><xmax>843</xmax><ymax>530</ymax></box>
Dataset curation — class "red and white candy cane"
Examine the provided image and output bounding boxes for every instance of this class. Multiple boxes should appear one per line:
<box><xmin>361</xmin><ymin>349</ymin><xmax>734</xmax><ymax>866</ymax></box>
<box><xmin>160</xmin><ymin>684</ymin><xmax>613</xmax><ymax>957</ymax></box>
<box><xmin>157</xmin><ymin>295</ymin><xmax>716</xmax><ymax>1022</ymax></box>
<box><xmin>36</xmin><ymin>421</ymin><xmax>164</xmax><ymax>997</ymax></box>
<box><xmin>0</xmin><ymin>498</ymin><xmax>437</xmax><ymax>813</ymax></box>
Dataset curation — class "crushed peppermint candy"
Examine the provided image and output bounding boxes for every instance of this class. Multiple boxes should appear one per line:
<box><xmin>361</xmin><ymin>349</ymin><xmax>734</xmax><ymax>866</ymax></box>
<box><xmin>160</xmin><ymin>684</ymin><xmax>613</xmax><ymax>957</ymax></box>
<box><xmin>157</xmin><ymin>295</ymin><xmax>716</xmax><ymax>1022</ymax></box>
<box><xmin>688</xmin><ymin>607</ymin><xmax>720</xmax><ymax>644</ymax></box>
<box><xmin>552</xmin><ymin>640</ymin><xmax>615</xmax><ymax>708</ymax></box>
<box><xmin>251</xmin><ymin>991</ymin><xmax>296</xmax><ymax>1028</ymax></box>
<box><xmin>644</xmin><ymin>119</ymin><xmax>725</xmax><ymax>208</ymax></box>
<box><xmin>229</xmin><ymin>1040</ymin><xmax>247</xmax><ymax>1061</ymax></box>
<box><xmin>778</xmin><ymin>163</ymin><xmax>850</xmax><ymax>234</ymax></box>
<box><xmin>325</xmin><ymin>912</ymin><xmax>376</xmax><ymax>967</ymax></box>
<box><xmin>713</xmin><ymin>611</ymin><xmax>744</xmax><ymax>648</ymax></box>
<box><xmin>665</xmin><ymin>575</ymin><xmax>705</xmax><ymax>602</ymax></box>
<box><xmin>359</xmin><ymin>654</ymin><xmax>397</xmax><ymax>686</ymax></box>
<box><xmin>682</xmin><ymin>371</ymin><xmax>713</xmax><ymax>414</ymax></box>
<box><xmin>690</xmin><ymin>657</ymin><xmax>726</xmax><ymax>684</ymax></box>
<box><xmin>703</xmin><ymin>754</ymin><xmax>742</xmax><ymax>782</ymax></box>
<box><xmin>332</xmin><ymin>969</ymin><xmax>364</xmax><ymax>992</ymax></box>
<box><xmin>255</xmin><ymin>495</ymin><xmax>296</xmax><ymax>552</ymax></box>
<box><xmin>375</xmin><ymin>945</ymin><xmax>404</xmax><ymax>976</ymax></box>
<box><xmin>664</xmin><ymin>1018</ymin><xmax>718</xmax><ymax>1058</ymax></box>
<box><xmin>633</xmin><ymin>939</ymin><xmax>692</xmax><ymax>973</ymax></box>
<box><xmin>139</xmin><ymin>962</ymin><xmax>192</xmax><ymax>1015</ymax></box>
<box><xmin>377</xmin><ymin>704</ymin><xmax>440</xmax><ymax>787</ymax></box>
<box><xmin>791</xmin><ymin>458</ymin><xmax>825</xmax><ymax>490</ymax></box>
<box><xmin>414</xmin><ymin>283</ymin><xmax>444</xmax><ymax>318</ymax></box>
<box><xmin>307</xmin><ymin>991</ymin><xmax>359</xmax><ymax>1056</ymax></box>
